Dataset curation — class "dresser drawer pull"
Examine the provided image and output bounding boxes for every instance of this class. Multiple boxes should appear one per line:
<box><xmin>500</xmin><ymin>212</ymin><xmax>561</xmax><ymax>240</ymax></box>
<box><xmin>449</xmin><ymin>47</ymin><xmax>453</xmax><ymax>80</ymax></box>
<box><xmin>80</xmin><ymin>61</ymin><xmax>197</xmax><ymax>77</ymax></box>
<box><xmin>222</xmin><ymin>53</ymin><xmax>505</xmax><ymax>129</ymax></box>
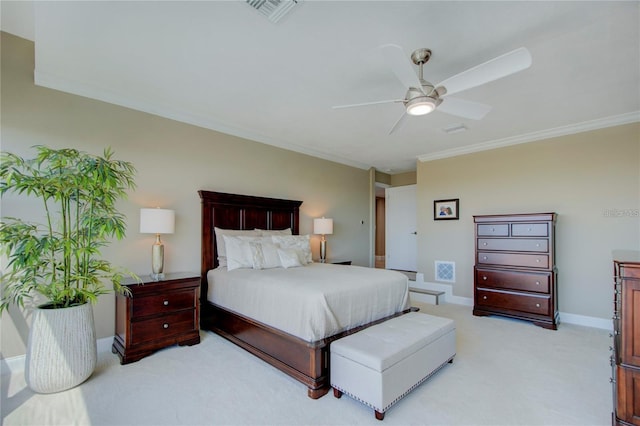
<box><xmin>535</xmin><ymin>303</ymin><xmax>540</xmax><ymax>308</ymax></box>
<box><xmin>482</xmin><ymin>242</ymin><xmax>487</xmax><ymax>246</ymax></box>
<box><xmin>163</xmin><ymin>300</ymin><xmax>169</xmax><ymax>306</ymax></box>
<box><xmin>482</xmin><ymin>256</ymin><xmax>488</xmax><ymax>260</ymax></box>
<box><xmin>483</xmin><ymin>296</ymin><xmax>487</xmax><ymax>300</ymax></box>
<box><xmin>483</xmin><ymin>276</ymin><xmax>487</xmax><ymax>280</ymax></box>
<box><xmin>536</xmin><ymin>259</ymin><xmax>540</xmax><ymax>263</ymax></box>
<box><xmin>163</xmin><ymin>323</ymin><xmax>169</xmax><ymax>329</ymax></box>
<box><xmin>535</xmin><ymin>281</ymin><xmax>540</xmax><ymax>285</ymax></box>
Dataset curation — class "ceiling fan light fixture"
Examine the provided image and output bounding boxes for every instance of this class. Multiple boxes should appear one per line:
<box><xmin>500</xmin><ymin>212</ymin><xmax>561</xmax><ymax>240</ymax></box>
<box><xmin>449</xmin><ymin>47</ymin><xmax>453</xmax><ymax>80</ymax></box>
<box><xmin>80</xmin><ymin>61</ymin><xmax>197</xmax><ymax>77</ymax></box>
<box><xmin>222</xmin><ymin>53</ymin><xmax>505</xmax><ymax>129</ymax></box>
<box><xmin>406</xmin><ymin>97</ymin><xmax>436</xmax><ymax>116</ymax></box>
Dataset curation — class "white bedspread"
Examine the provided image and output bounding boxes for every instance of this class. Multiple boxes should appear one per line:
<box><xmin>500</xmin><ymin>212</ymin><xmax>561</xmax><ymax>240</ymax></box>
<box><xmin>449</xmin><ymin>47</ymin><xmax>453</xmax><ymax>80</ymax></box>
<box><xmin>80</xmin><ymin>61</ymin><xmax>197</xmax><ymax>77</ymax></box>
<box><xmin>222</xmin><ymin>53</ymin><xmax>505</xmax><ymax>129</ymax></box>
<box><xmin>207</xmin><ymin>263</ymin><xmax>410</xmax><ymax>342</ymax></box>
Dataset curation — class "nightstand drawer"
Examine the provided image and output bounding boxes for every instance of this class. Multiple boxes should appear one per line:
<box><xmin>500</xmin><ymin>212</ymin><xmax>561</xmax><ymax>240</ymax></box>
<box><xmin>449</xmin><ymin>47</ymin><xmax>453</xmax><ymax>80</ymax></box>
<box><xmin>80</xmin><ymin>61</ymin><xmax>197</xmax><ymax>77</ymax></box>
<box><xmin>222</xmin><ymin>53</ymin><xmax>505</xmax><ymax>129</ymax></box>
<box><xmin>476</xmin><ymin>288</ymin><xmax>550</xmax><ymax>316</ymax></box>
<box><xmin>476</xmin><ymin>268</ymin><xmax>551</xmax><ymax>293</ymax></box>
<box><xmin>133</xmin><ymin>289</ymin><xmax>196</xmax><ymax>317</ymax></box>
<box><xmin>131</xmin><ymin>309</ymin><xmax>196</xmax><ymax>345</ymax></box>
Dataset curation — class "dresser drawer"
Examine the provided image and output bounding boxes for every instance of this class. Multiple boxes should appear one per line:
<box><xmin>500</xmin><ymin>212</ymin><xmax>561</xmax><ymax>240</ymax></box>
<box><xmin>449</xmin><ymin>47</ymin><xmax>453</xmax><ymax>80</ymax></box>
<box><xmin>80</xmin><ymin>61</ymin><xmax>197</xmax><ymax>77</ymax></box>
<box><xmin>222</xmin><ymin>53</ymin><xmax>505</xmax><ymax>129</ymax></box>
<box><xmin>476</xmin><ymin>268</ymin><xmax>551</xmax><ymax>293</ymax></box>
<box><xmin>477</xmin><ymin>238</ymin><xmax>548</xmax><ymax>252</ymax></box>
<box><xmin>511</xmin><ymin>223</ymin><xmax>548</xmax><ymax>237</ymax></box>
<box><xmin>131</xmin><ymin>309</ymin><xmax>196</xmax><ymax>345</ymax></box>
<box><xmin>478</xmin><ymin>252</ymin><xmax>549</xmax><ymax>269</ymax></box>
<box><xmin>477</xmin><ymin>224</ymin><xmax>509</xmax><ymax>236</ymax></box>
<box><xmin>476</xmin><ymin>289</ymin><xmax>550</xmax><ymax>316</ymax></box>
<box><xmin>132</xmin><ymin>289</ymin><xmax>196</xmax><ymax>318</ymax></box>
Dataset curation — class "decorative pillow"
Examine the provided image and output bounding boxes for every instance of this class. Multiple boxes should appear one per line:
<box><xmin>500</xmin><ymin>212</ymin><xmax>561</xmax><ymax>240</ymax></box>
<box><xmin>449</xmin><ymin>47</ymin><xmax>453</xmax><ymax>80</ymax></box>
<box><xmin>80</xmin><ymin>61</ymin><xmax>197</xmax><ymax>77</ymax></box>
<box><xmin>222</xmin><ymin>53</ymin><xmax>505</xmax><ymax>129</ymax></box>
<box><xmin>277</xmin><ymin>247</ymin><xmax>305</xmax><ymax>269</ymax></box>
<box><xmin>255</xmin><ymin>228</ymin><xmax>292</xmax><ymax>236</ymax></box>
<box><xmin>243</xmin><ymin>237</ymin><xmax>282</xmax><ymax>269</ymax></box>
<box><xmin>215</xmin><ymin>227</ymin><xmax>260</xmax><ymax>267</ymax></box>
<box><xmin>223</xmin><ymin>235</ymin><xmax>255</xmax><ymax>271</ymax></box>
<box><xmin>271</xmin><ymin>235</ymin><xmax>312</xmax><ymax>264</ymax></box>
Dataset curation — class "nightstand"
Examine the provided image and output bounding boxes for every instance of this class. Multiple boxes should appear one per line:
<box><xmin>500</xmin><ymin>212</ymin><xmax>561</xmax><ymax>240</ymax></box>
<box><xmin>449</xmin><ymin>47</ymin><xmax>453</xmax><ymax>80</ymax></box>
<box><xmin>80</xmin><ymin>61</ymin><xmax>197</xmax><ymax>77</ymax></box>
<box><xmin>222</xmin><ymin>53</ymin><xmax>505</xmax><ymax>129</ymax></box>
<box><xmin>112</xmin><ymin>272</ymin><xmax>201</xmax><ymax>364</ymax></box>
<box><xmin>317</xmin><ymin>259</ymin><xmax>352</xmax><ymax>265</ymax></box>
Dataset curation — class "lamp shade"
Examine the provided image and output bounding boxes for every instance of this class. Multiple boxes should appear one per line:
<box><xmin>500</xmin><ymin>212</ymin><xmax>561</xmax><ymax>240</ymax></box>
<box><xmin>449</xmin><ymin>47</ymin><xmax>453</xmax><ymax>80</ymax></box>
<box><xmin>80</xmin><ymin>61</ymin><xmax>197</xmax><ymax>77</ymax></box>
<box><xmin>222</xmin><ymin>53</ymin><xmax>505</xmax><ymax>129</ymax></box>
<box><xmin>140</xmin><ymin>208</ymin><xmax>175</xmax><ymax>234</ymax></box>
<box><xmin>313</xmin><ymin>217</ymin><xmax>333</xmax><ymax>235</ymax></box>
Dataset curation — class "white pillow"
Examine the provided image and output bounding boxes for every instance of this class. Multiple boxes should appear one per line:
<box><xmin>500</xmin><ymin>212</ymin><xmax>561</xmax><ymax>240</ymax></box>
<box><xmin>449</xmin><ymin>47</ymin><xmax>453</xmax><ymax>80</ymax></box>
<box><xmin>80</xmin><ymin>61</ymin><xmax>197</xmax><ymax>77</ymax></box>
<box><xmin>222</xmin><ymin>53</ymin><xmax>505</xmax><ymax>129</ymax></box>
<box><xmin>223</xmin><ymin>235</ymin><xmax>254</xmax><ymax>271</ymax></box>
<box><xmin>271</xmin><ymin>235</ymin><xmax>312</xmax><ymax>264</ymax></box>
<box><xmin>255</xmin><ymin>228</ymin><xmax>292</xmax><ymax>236</ymax></box>
<box><xmin>277</xmin><ymin>247</ymin><xmax>305</xmax><ymax>268</ymax></box>
<box><xmin>241</xmin><ymin>237</ymin><xmax>282</xmax><ymax>269</ymax></box>
<box><xmin>215</xmin><ymin>227</ymin><xmax>260</xmax><ymax>267</ymax></box>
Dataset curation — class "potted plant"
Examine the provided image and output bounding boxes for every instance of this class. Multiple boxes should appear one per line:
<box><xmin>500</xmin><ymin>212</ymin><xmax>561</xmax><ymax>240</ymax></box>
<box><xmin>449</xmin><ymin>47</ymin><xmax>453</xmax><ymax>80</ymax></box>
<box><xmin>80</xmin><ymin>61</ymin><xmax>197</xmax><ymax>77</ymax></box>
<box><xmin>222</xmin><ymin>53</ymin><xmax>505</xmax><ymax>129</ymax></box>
<box><xmin>0</xmin><ymin>145</ymin><xmax>136</xmax><ymax>393</ymax></box>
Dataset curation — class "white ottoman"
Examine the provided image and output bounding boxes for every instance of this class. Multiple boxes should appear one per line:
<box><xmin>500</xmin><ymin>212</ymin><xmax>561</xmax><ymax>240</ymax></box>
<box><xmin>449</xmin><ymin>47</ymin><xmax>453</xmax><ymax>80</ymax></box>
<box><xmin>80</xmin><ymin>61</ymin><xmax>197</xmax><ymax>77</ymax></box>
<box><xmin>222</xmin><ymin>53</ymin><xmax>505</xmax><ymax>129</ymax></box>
<box><xmin>330</xmin><ymin>312</ymin><xmax>456</xmax><ymax>420</ymax></box>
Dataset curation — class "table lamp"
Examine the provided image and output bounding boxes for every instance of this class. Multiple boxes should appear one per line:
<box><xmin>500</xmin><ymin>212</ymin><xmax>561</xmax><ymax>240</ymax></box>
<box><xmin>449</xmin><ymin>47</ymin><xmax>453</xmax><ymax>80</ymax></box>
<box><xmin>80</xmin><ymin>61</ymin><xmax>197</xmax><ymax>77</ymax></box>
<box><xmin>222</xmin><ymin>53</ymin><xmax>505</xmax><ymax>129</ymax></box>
<box><xmin>313</xmin><ymin>217</ymin><xmax>333</xmax><ymax>263</ymax></box>
<box><xmin>140</xmin><ymin>208</ymin><xmax>175</xmax><ymax>280</ymax></box>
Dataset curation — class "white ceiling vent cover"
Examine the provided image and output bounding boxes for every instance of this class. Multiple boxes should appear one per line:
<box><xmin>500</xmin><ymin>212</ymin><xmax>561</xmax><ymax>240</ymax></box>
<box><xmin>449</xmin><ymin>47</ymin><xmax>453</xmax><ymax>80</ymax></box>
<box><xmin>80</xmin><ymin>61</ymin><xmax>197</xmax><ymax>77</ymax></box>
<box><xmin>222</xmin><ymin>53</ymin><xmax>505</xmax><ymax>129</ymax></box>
<box><xmin>246</xmin><ymin>0</ymin><xmax>301</xmax><ymax>23</ymax></box>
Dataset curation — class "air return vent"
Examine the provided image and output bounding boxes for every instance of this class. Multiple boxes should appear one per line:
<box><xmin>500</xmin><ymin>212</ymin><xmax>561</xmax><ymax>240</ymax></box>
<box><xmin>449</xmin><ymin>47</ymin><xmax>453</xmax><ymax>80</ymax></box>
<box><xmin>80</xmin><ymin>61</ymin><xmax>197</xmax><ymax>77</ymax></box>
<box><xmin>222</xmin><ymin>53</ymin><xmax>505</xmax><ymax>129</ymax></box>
<box><xmin>435</xmin><ymin>261</ymin><xmax>455</xmax><ymax>283</ymax></box>
<box><xmin>246</xmin><ymin>0</ymin><xmax>300</xmax><ymax>23</ymax></box>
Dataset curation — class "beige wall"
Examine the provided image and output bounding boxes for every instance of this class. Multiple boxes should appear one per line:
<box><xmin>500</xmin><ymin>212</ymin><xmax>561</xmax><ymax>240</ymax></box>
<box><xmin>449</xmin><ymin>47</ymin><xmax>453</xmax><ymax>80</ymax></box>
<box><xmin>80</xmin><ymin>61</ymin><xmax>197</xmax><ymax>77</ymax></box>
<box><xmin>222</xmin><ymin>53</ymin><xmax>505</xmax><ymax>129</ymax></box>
<box><xmin>417</xmin><ymin>123</ymin><xmax>640</xmax><ymax>320</ymax></box>
<box><xmin>1</xmin><ymin>33</ymin><xmax>372</xmax><ymax>358</ymax></box>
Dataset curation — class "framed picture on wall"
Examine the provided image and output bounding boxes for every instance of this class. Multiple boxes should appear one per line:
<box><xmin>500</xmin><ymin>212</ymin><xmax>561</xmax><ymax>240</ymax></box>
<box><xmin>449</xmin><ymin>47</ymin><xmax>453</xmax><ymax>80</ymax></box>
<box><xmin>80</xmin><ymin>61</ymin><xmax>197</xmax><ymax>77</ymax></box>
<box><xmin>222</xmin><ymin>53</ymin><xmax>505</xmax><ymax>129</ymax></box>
<box><xmin>434</xmin><ymin>199</ymin><xmax>459</xmax><ymax>220</ymax></box>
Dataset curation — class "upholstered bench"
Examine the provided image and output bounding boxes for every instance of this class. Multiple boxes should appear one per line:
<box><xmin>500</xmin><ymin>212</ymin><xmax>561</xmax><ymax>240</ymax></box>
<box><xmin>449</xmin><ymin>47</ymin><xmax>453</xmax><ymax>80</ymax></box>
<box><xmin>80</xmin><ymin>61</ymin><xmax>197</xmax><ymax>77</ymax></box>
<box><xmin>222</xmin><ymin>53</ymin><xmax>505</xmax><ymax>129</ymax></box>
<box><xmin>330</xmin><ymin>312</ymin><xmax>456</xmax><ymax>420</ymax></box>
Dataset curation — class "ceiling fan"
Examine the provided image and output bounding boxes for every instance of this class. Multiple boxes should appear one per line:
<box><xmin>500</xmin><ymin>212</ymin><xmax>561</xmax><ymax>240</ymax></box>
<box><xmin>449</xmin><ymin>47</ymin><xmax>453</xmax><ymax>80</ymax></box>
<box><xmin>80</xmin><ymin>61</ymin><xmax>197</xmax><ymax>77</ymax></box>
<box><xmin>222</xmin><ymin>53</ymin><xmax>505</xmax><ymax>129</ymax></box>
<box><xmin>333</xmin><ymin>44</ymin><xmax>532</xmax><ymax>134</ymax></box>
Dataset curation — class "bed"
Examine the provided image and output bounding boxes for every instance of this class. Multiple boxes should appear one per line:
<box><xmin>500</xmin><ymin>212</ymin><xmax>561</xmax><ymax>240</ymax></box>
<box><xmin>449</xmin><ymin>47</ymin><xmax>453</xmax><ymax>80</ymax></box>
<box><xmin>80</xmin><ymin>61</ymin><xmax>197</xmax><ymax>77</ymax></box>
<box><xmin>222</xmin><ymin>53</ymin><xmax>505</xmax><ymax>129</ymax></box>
<box><xmin>199</xmin><ymin>190</ymin><xmax>411</xmax><ymax>398</ymax></box>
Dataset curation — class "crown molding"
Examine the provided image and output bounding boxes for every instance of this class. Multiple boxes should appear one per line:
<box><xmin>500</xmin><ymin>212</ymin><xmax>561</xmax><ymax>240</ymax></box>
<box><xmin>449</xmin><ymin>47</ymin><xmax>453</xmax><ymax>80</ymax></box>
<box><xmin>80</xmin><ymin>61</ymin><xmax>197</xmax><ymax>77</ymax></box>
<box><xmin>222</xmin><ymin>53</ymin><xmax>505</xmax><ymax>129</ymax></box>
<box><xmin>418</xmin><ymin>111</ymin><xmax>640</xmax><ymax>163</ymax></box>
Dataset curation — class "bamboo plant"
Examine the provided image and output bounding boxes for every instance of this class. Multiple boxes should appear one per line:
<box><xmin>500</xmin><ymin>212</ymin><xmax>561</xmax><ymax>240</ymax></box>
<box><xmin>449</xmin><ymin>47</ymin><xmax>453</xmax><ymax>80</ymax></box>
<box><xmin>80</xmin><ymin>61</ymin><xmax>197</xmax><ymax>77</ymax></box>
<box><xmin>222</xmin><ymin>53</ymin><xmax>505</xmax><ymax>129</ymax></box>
<box><xmin>0</xmin><ymin>146</ymin><xmax>136</xmax><ymax>311</ymax></box>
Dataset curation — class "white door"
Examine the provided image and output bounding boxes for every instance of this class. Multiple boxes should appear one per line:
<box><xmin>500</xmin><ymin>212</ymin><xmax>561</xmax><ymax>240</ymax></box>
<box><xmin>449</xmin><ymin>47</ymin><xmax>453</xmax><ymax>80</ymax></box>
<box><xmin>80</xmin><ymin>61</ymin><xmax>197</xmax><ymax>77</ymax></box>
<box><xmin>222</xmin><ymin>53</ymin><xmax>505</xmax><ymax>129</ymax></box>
<box><xmin>385</xmin><ymin>185</ymin><xmax>417</xmax><ymax>271</ymax></box>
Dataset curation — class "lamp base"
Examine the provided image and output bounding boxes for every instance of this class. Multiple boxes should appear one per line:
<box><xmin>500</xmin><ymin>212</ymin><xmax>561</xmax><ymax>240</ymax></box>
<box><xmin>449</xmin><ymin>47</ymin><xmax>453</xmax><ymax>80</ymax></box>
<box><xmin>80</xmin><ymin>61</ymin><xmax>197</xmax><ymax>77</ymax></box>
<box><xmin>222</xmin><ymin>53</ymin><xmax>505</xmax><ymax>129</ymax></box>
<box><xmin>151</xmin><ymin>236</ymin><xmax>165</xmax><ymax>280</ymax></box>
<box><xmin>320</xmin><ymin>238</ymin><xmax>327</xmax><ymax>263</ymax></box>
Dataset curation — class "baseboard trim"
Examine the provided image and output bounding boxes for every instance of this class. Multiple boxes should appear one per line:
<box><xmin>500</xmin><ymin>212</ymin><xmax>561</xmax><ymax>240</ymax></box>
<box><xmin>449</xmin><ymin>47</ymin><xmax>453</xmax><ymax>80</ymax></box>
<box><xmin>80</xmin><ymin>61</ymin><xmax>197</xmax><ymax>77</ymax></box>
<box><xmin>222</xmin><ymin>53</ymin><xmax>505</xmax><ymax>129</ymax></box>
<box><xmin>1</xmin><ymin>336</ymin><xmax>114</xmax><ymax>376</ymax></box>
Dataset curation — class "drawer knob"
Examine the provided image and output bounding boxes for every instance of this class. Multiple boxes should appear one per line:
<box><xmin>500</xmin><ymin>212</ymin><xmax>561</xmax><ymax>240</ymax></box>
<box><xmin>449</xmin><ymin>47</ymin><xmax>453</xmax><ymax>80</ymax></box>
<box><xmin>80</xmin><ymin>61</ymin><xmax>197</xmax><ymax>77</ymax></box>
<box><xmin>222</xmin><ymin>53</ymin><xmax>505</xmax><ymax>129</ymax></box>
<box><xmin>163</xmin><ymin>300</ymin><xmax>169</xmax><ymax>306</ymax></box>
<box><xmin>483</xmin><ymin>276</ymin><xmax>487</xmax><ymax>280</ymax></box>
<box><xmin>483</xmin><ymin>242</ymin><xmax>487</xmax><ymax>246</ymax></box>
<box><xmin>483</xmin><ymin>256</ymin><xmax>488</xmax><ymax>260</ymax></box>
<box><xmin>491</xmin><ymin>227</ymin><xmax>495</xmax><ymax>232</ymax></box>
<box><xmin>536</xmin><ymin>243</ymin><xmax>540</xmax><ymax>247</ymax></box>
<box><xmin>535</xmin><ymin>303</ymin><xmax>540</xmax><ymax>308</ymax></box>
<box><xmin>483</xmin><ymin>296</ymin><xmax>487</xmax><ymax>300</ymax></box>
<box><xmin>536</xmin><ymin>259</ymin><xmax>540</xmax><ymax>263</ymax></box>
<box><xmin>528</xmin><ymin>227</ymin><xmax>532</xmax><ymax>231</ymax></box>
<box><xmin>535</xmin><ymin>281</ymin><xmax>540</xmax><ymax>285</ymax></box>
<box><xmin>163</xmin><ymin>323</ymin><xmax>169</xmax><ymax>329</ymax></box>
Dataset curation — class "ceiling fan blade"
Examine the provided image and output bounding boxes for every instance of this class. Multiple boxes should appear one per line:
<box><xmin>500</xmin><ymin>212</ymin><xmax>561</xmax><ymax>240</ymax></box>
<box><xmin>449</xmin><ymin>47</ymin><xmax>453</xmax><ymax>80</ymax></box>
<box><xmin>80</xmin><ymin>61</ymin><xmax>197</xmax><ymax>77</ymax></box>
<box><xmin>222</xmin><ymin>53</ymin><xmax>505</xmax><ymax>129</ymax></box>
<box><xmin>437</xmin><ymin>97</ymin><xmax>492</xmax><ymax>120</ymax></box>
<box><xmin>389</xmin><ymin>112</ymin><xmax>409</xmax><ymax>135</ymax></box>
<box><xmin>380</xmin><ymin>44</ymin><xmax>424</xmax><ymax>92</ymax></box>
<box><xmin>437</xmin><ymin>47</ymin><xmax>532</xmax><ymax>97</ymax></box>
<box><xmin>332</xmin><ymin>99</ymin><xmax>403</xmax><ymax>109</ymax></box>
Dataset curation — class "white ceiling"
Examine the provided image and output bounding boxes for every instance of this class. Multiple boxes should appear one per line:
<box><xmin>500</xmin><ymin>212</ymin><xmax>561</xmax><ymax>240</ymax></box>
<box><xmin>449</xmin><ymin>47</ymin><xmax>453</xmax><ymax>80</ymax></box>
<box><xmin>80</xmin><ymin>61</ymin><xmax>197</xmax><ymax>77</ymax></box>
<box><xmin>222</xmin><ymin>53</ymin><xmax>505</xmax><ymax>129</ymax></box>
<box><xmin>2</xmin><ymin>1</ymin><xmax>639</xmax><ymax>173</ymax></box>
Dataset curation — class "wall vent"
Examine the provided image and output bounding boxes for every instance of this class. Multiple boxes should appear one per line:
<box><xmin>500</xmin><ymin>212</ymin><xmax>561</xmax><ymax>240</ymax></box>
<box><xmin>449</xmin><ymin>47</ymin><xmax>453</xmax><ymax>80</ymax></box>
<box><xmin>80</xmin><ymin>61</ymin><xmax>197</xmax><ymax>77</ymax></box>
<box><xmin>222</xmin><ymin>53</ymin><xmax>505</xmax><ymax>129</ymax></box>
<box><xmin>435</xmin><ymin>261</ymin><xmax>455</xmax><ymax>283</ymax></box>
<box><xmin>246</xmin><ymin>0</ymin><xmax>300</xmax><ymax>23</ymax></box>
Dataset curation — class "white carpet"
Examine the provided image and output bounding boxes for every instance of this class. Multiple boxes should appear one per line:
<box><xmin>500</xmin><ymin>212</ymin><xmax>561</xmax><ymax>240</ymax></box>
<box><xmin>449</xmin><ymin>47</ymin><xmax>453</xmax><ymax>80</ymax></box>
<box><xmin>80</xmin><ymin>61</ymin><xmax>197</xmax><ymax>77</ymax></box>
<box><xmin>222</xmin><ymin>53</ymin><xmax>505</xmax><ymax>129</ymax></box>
<box><xmin>1</xmin><ymin>303</ymin><xmax>611</xmax><ymax>425</ymax></box>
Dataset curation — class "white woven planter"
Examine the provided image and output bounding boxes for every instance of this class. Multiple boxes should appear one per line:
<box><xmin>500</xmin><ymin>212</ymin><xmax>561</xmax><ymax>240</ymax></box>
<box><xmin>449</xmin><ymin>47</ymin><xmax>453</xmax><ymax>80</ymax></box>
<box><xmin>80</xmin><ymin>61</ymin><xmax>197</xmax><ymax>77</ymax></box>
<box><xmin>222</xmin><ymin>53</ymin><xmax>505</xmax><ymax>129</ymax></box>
<box><xmin>25</xmin><ymin>303</ymin><xmax>97</xmax><ymax>394</ymax></box>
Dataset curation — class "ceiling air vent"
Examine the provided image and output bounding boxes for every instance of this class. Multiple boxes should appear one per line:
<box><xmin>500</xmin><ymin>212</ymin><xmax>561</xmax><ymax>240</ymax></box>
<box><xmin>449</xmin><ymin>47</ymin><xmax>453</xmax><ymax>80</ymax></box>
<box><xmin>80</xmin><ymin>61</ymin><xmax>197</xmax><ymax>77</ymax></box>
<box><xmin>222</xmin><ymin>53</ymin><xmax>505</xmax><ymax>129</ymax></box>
<box><xmin>246</xmin><ymin>0</ymin><xmax>300</xmax><ymax>23</ymax></box>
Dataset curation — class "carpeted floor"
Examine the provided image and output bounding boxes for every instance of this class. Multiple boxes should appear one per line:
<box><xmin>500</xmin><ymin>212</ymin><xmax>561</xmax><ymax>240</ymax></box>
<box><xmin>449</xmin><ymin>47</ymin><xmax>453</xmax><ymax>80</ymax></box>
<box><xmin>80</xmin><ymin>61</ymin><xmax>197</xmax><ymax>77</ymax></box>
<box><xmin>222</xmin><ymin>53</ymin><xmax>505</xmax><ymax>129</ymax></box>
<box><xmin>1</xmin><ymin>302</ymin><xmax>611</xmax><ymax>426</ymax></box>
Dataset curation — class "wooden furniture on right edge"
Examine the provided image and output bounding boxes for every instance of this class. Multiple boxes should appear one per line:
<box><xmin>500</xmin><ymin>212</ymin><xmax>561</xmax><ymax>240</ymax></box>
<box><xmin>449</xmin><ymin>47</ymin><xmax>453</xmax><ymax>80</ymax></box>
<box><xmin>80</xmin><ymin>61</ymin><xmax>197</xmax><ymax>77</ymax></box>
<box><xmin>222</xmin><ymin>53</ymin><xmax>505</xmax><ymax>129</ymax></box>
<box><xmin>612</xmin><ymin>251</ymin><xmax>640</xmax><ymax>426</ymax></box>
<box><xmin>473</xmin><ymin>213</ymin><xmax>558</xmax><ymax>330</ymax></box>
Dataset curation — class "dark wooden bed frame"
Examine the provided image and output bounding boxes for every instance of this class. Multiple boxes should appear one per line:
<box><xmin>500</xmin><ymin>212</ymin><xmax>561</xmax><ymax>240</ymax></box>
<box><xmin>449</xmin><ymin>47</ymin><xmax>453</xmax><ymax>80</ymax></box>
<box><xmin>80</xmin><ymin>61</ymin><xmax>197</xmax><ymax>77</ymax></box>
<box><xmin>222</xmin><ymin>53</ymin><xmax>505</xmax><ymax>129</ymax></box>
<box><xmin>199</xmin><ymin>190</ymin><xmax>409</xmax><ymax>399</ymax></box>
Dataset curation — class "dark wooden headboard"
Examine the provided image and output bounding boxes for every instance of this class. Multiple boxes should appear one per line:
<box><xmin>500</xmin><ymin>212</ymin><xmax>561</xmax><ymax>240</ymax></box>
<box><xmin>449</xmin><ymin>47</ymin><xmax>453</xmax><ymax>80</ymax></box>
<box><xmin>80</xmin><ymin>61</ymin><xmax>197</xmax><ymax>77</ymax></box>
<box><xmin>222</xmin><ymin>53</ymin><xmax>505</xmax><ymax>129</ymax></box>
<box><xmin>198</xmin><ymin>190</ymin><xmax>302</xmax><ymax>295</ymax></box>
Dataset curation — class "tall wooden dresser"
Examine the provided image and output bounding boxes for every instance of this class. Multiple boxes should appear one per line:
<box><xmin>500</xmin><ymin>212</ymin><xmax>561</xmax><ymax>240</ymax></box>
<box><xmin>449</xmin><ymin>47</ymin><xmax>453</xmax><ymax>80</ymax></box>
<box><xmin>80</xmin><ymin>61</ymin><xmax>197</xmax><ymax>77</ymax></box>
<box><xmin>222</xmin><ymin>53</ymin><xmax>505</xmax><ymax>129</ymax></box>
<box><xmin>473</xmin><ymin>213</ymin><xmax>558</xmax><ymax>330</ymax></box>
<box><xmin>612</xmin><ymin>251</ymin><xmax>640</xmax><ymax>426</ymax></box>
